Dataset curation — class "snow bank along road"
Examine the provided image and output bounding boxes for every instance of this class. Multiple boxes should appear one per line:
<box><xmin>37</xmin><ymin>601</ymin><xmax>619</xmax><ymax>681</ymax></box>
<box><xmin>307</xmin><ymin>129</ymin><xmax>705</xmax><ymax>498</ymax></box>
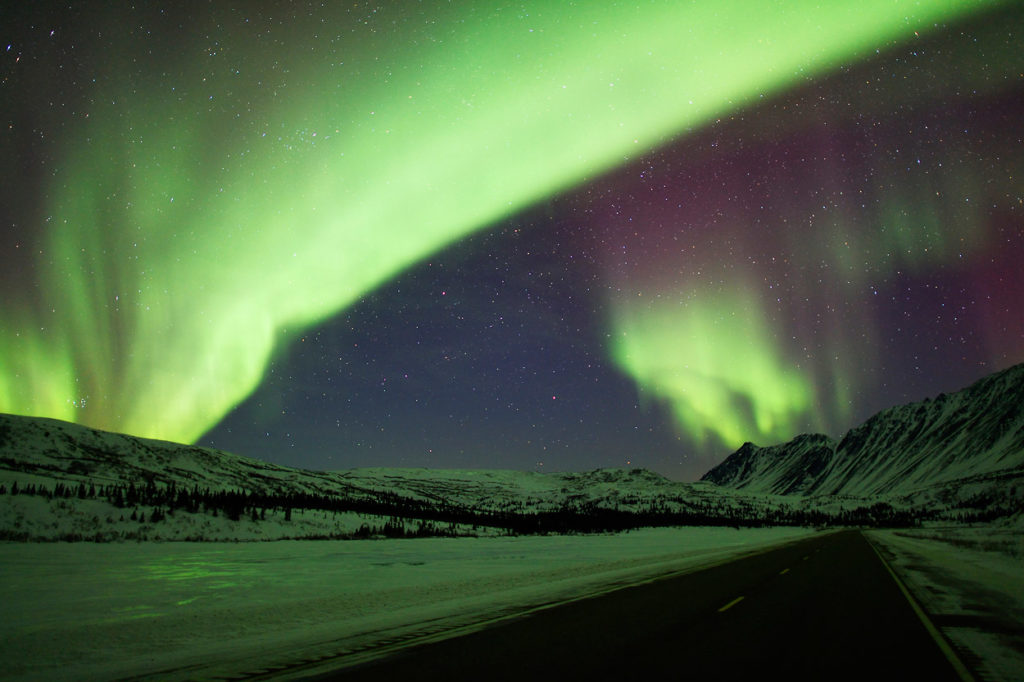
<box><xmin>313</xmin><ymin>531</ymin><xmax>971</xmax><ymax>681</ymax></box>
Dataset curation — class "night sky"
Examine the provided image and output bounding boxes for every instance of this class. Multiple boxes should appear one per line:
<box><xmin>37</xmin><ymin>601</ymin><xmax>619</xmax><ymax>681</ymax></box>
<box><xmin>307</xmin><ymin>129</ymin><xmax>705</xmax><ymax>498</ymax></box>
<box><xmin>2</xmin><ymin>2</ymin><xmax>1021</xmax><ymax>480</ymax></box>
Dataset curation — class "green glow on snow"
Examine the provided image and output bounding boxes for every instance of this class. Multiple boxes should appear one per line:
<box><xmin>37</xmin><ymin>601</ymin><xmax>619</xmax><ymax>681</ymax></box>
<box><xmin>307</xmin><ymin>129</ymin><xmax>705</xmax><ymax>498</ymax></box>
<box><xmin>1</xmin><ymin>1</ymin><xmax>995</xmax><ymax>443</ymax></box>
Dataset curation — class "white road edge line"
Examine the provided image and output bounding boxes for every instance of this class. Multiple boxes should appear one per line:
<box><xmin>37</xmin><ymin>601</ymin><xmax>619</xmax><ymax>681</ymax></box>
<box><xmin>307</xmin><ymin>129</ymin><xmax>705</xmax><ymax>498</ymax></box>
<box><xmin>862</xmin><ymin>532</ymin><xmax>976</xmax><ymax>682</ymax></box>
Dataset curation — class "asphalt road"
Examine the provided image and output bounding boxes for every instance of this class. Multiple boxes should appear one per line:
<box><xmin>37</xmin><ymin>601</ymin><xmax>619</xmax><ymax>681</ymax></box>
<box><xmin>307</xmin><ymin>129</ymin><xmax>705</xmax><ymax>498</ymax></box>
<box><xmin>308</xmin><ymin>530</ymin><xmax>966</xmax><ymax>681</ymax></box>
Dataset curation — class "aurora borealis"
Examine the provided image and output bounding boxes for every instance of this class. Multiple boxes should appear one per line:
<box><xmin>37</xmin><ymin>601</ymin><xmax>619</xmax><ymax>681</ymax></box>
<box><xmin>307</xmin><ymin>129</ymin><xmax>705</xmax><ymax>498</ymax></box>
<box><xmin>594</xmin><ymin>14</ymin><xmax>1024</xmax><ymax>458</ymax></box>
<box><xmin>3</xmin><ymin>2</ymin><xmax>1022</xmax><ymax>478</ymax></box>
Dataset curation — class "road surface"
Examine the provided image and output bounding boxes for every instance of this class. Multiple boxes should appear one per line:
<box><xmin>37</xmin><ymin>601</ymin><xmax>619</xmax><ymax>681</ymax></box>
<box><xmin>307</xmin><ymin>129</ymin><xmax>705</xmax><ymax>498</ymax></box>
<box><xmin>303</xmin><ymin>530</ymin><xmax>967</xmax><ymax>681</ymax></box>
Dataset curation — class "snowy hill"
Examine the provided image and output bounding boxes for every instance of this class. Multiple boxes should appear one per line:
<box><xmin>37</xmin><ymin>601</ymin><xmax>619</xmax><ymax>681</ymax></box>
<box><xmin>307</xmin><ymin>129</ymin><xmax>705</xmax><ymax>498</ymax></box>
<box><xmin>0</xmin><ymin>412</ymin><xmax>711</xmax><ymax>513</ymax></box>
<box><xmin>703</xmin><ymin>363</ymin><xmax>1024</xmax><ymax>505</ymax></box>
<box><xmin>0</xmin><ymin>413</ymin><xmax>366</xmax><ymax>498</ymax></box>
<box><xmin>0</xmin><ymin>412</ymin><xmax>799</xmax><ymax>540</ymax></box>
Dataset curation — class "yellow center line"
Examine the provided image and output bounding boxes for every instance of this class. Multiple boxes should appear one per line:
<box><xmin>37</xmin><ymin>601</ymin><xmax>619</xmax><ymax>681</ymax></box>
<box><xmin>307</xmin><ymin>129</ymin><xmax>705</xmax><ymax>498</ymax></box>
<box><xmin>717</xmin><ymin>596</ymin><xmax>745</xmax><ymax>612</ymax></box>
<box><xmin>779</xmin><ymin>568</ymin><xmax>790</xmax><ymax>575</ymax></box>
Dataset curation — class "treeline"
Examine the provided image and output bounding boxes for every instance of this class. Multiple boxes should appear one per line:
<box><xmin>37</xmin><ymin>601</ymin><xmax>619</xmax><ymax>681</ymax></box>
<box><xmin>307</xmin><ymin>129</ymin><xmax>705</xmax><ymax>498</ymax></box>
<box><xmin>0</xmin><ymin>477</ymin><xmax>975</xmax><ymax>534</ymax></box>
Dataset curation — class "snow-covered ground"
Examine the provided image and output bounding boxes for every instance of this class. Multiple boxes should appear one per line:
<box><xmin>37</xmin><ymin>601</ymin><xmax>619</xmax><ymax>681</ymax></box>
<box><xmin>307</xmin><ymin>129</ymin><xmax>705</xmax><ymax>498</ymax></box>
<box><xmin>0</xmin><ymin>494</ymin><xmax>497</xmax><ymax>542</ymax></box>
<box><xmin>867</xmin><ymin>525</ymin><xmax>1024</xmax><ymax>682</ymax></box>
<box><xmin>0</xmin><ymin>527</ymin><xmax>814</xmax><ymax>681</ymax></box>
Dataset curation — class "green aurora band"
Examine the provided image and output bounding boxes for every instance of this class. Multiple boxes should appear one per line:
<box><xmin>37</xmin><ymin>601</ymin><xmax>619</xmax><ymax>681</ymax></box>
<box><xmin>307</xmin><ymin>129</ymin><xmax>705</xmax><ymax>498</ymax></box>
<box><xmin>1</xmin><ymin>1</ymin><xmax>998</xmax><ymax>444</ymax></box>
<box><xmin>609</xmin><ymin>285</ymin><xmax>816</xmax><ymax>450</ymax></box>
<box><xmin>601</xmin><ymin>7</ymin><xmax>1024</xmax><ymax>453</ymax></box>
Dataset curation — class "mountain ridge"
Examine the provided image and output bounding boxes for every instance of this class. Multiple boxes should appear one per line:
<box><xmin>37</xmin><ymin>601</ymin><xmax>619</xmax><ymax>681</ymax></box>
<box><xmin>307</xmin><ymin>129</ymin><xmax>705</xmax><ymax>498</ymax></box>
<box><xmin>702</xmin><ymin>362</ymin><xmax>1024</xmax><ymax>497</ymax></box>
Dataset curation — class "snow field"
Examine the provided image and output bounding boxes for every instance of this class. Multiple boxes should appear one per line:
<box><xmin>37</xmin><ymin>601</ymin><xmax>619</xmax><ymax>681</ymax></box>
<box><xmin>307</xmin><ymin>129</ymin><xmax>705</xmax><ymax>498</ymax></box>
<box><xmin>0</xmin><ymin>494</ymin><xmax>494</xmax><ymax>542</ymax></box>
<box><xmin>0</xmin><ymin>526</ymin><xmax>815</xmax><ymax>680</ymax></box>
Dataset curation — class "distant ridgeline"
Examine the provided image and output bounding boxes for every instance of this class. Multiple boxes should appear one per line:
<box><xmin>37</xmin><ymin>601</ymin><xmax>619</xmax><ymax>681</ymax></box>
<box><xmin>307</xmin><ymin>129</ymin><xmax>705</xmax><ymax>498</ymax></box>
<box><xmin>0</xmin><ymin>412</ymin><xmax>901</xmax><ymax>541</ymax></box>
<box><xmin>0</xmin><ymin>363</ymin><xmax>1021</xmax><ymax>541</ymax></box>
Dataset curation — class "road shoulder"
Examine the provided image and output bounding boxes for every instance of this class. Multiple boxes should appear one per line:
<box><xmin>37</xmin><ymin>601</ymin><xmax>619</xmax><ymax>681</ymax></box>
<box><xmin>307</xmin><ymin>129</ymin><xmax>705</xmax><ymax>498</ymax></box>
<box><xmin>866</xmin><ymin>527</ymin><xmax>1024</xmax><ymax>682</ymax></box>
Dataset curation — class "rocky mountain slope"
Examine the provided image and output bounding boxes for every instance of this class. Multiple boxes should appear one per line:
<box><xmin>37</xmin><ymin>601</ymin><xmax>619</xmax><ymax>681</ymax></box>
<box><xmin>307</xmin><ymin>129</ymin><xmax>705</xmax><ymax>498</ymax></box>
<box><xmin>702</xmin><ymin>362</ymin><xmax>1024</xmax><ymax>501</ymax></box>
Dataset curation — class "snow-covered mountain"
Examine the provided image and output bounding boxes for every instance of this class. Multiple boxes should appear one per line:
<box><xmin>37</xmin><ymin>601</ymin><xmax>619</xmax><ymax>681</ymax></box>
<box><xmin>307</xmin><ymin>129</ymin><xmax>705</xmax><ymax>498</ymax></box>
<box><xmin>703</xmin><ymin>363</ymin><xmax>1024</xmax><ymax>501</ymax></box>
<box><xmin>698</xmin><ymin>434</ymin><xmax>838</xmax><ymax>496</ymax></box>
<box><xmin>0</xmin><ymin>412</ymin><xmax>705</xmax><ymax>512</ymax></box>
<box><xmin>0</xmin><ymin>412</ymin><xmax>794</xmax><ymax>540</ymax></box>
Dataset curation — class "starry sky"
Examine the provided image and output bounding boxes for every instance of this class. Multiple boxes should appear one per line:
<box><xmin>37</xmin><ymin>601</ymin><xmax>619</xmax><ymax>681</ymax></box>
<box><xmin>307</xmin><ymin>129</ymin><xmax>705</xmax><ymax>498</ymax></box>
<box><xmin>2</xmin><ymin>2</ymin><xmax>1021</xmax><ymax>480</ymax></box>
